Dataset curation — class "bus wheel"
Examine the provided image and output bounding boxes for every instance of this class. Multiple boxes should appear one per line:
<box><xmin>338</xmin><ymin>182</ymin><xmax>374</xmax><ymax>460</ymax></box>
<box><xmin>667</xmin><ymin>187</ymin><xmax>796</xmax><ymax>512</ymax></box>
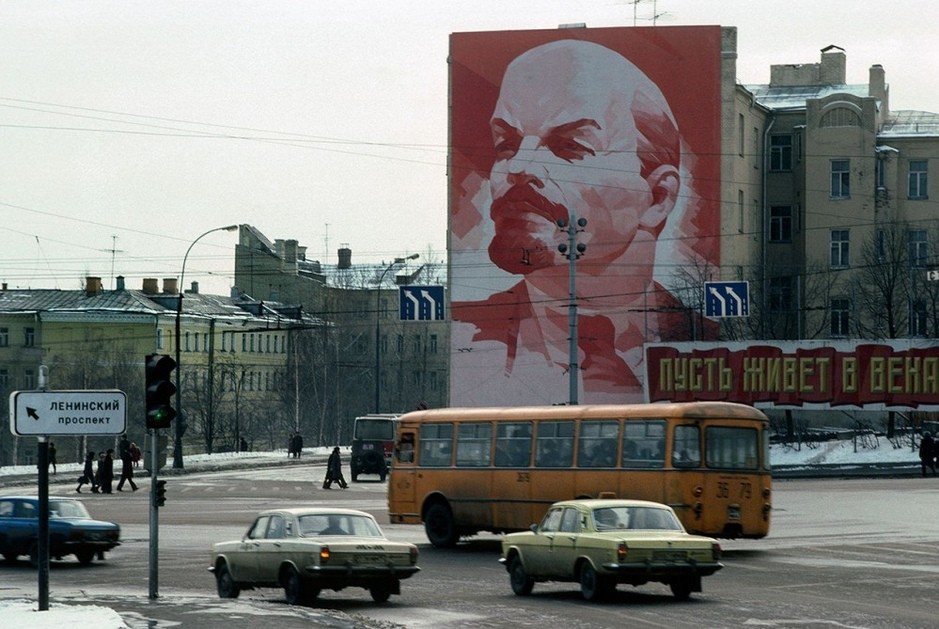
<box><xmin>424</xmin><ymin>502</ymin><xmax>458</xmax><ymax>547</ymax></box>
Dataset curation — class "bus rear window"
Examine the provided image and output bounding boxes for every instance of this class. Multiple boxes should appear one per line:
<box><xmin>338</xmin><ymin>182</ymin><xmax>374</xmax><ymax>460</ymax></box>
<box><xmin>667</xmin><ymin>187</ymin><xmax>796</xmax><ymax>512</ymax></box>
<box><xmin>706</xmin><ymin>426</ymin><xmax>759</xmax><ymax>470</ymax></box>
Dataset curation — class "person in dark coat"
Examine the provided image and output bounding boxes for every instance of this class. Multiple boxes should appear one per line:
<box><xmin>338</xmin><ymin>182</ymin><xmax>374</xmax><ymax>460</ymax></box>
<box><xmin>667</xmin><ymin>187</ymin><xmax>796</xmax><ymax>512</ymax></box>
<box><xmin>920</xmin><ymin>432</ymin><xmax>936</xmax><ymax>476</ymax></box>
<box><xmin>118</xmin><ymin>434</ymin><xmax>131</xmax><ymax>459</ymax></box>
<box><xmin>100</xmin><ymin>449</ymin><xmax>115</xmax><ymax>494</ymax></box>
<box><xmin>323</xmin><ymin>447</ymin><xmax>348</xmax><ymax>489</ymax></box>
<box><xmin>116</xmin><ymin>447</ymin><xmax>138</xmax><ymax>492</ymax></box>
<box><xmin>48</xmin><ymin>442</ymin><xmax>57</xmax><ymax>475</ymax></box>
<box><xmin>76</xmin><ymin>451</ymin><xmax>99</xmax><ymax>493</ymax></box>
<box><xmin>293</xmin><ymin>432</ymin><xmax>304</xmax><ymax>458</ymax></box>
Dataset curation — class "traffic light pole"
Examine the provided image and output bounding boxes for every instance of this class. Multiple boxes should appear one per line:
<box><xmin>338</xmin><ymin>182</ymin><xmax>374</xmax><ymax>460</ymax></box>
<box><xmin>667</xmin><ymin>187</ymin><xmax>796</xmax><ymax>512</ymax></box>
<box><xmin>148</xmin><ymin>428</ymin><xmax>159</xmax><ymax>599</ymax></box>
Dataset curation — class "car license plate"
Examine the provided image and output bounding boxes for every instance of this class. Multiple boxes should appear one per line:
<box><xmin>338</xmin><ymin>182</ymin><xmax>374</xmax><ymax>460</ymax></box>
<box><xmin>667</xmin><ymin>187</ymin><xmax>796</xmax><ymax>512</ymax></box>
<box><xmin>357</xmin><ymin>554</ymin><xmax>384</xmax><ymax>565</ymax></box>
<box><xmin>652</xmin><ymin>551</ymin><xmax>687</xmax><ymax>562</ymax></box>
<box><xmin>363</xmin><ymin>444</ymin><xmax>374</xmax><ymax>450</ymax></box>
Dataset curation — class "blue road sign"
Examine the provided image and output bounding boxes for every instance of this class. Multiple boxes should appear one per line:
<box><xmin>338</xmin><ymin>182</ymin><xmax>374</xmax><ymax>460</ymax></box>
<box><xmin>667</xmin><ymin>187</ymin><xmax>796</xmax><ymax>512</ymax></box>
<box><xmin>399</xmin><ymin>285</ymin><xmax>445</xmax><ymax>321</ymax></box>
<box><xmin>705</xmin><ymin>281</ymin><xmax>749</xmax><ymax>317</ymax></box>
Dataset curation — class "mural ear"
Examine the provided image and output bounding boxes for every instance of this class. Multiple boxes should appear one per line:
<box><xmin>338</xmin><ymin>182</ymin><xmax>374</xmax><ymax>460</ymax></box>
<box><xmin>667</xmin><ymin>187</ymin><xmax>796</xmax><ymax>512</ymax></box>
<box><xmin>639</xmin><ymin>166</ymin><xmax>680</xmax><ymax>234</ymax></box>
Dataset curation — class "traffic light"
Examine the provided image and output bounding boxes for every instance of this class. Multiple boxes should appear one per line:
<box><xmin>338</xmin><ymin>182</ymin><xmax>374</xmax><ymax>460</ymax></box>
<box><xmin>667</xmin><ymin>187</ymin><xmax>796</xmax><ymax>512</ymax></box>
<box><xmin>145</xmin><ymin>354</ymin><xmax>177</xmax><ymax>430</ymax></box>
<box><xmin>155</xmin><ymin>479</ymin><xmax>167</xmax><ymax>507</ymax></box>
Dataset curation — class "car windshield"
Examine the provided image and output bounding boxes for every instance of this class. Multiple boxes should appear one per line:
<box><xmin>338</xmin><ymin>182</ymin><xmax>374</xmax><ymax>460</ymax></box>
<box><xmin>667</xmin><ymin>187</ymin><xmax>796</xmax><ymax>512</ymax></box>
<box><xmin>297</xmin><ymin>513</ymin><xmax>383</xmax><ymax>537</ymax></box>
<box><xmin>593</xmin><ymin>506</ymin><xmax>682</xmax><ymax>531</ymax></box>
<box><xmin>48</xmin><ymin>500</ymin><xmax>91</xmax><ymax>519</ymax></box>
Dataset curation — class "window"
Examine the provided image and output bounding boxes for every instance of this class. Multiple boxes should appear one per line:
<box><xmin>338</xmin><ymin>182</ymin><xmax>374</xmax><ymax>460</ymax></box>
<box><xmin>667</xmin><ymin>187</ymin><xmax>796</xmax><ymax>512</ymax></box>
<box><xmin>429</xmin><ymin>371</ymin><xmax>438</xmax><ymax>391</ymax></box>
<box><xmin>911</xmin><ymin>300</ymin><xmax>928</xmax><ymax>337</ymax></box>
<box><xmin>396</xmin><ymin>334</ymin><xmax>404</xmax><ymax>354</ymax></box>
<box><xmin>429</xmin><ymin>334</ymin><xmax>438</xmax><ymax>354</ymax></box>
<box><xmin>770</xmin><ymin>135</ymin><xmax>792</xmax><ymax>171</ymax></box>
<box><xmin>909</xmin><ymin>230</ymin><xmax>928</xmax><ymax>268</ymax></box>
<box><xmin>24</xmin><ymin>327</ymin><xmax>34</xmax><ymax>347</ymax></box>
<box><xmin>706</xmin><ymin>427</ymin><xmax>758</xmax><ymax>470</ymax></box>
<box><xmin>672</xmin><ymin>425</ymin><xmax>701</xmax><ymax>468</ymax></box>
<box><xmin>379</xmin><ymin>333</ymin><xmax>387</xmax><ymax>355</ymax></box>
<box><xmin>412</xmin><ymin>335</ymin><xmax>421</xmax><ymax>354</ymax></box>
<box><xmin>24</xmin><ymin>369</ymin><xmax>35</xmax><ymax>389</ymax></box>
<box><xmin>378</xmin><ymin>297</ymin><xmax>389</xmax><ymax>320</ymax></box>
<box><xmin>494</xmin><ymin>422</ymin><xmax>532</xmax><ymax>467</ymax></box>
<box><xmin>737</xmin><ymin>113</ymin><xmax>745</xmax><ymax>156</ymax></box>
<box><xmin>831</xmin><ymin>159</ymin><xmax>850</xmax><ymax>198</ymax></box>
<box><xmin>420</xmin><ymin>423</ymin><xmax>453</xmax><ymax>467</ymax></box>
<box><xmin>621</xmin><ymin>420</ymin><xmax>666</xmax><ymax>468</ymax></box>
<box><xmin>456</xmin><ymin>423</ymin><xmax>492</xmax><ymax>467</ymax></box>
<box><xmin>821</xmin><ymin>107</ymin><xmax>860</xmax><ymax>128</ymax></box>
<box><xmin>830</xmin><ymin>298</ymin><xmax>850</xmax><ymax>337</ymax></box>
<box><xmin>0</xmin><ymin>369</ymin><xmax>9</xmax><ymax>391</ymax></box>
<box><xmin>156</xmin><ymin>328</ymin><xmax>164</xmax><ymax>350</ymax></box>
<box><xmin>0</xmin><ymin>327</ymin><xmax>8</xmax><ymax>347</ymax></box>
<box><xmin>830</xmin><ymin>230</ymin><xmax>850</xmax><ymax>268</ymax></box>
<box><xmin>193</xmin><ymin>333</ymin><xmax>200</xmax><ymax>353</ymax></box>
<box><xmin>769</xmin><ymin>276</ymin><xmax>793</xmax><ymax>312</ymax></box>
<box><xmin>770</xmin><ymin>205</ymin><xmax>792</xmax><ymax>242</ymax></box>
<box><xmin>577</xmin><ymin>421</ymin><xmax>618</xmax><ymax>468</ymax></box>
<box><xmin>909</xmin><ymin>160</ymin><xmax>928</xmax><ymax>199</ymax></box>
<box><xmin>534</xmin><ymin>421</ymin><xmax>574</xmax><ymax>468</ymax></box>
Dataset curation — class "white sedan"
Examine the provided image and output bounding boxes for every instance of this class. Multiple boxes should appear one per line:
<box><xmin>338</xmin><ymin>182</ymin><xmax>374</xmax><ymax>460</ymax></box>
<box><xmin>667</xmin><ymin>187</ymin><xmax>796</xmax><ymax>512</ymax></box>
<box><xmin>209</xmin><ymin>507</ymin><xmax>420</xmax><ymax>604</ymax></box>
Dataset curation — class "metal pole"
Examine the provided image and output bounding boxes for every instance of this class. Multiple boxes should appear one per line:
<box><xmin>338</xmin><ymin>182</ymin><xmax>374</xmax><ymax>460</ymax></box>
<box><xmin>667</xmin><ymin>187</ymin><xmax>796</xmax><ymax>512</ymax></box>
<box><xmin>37</xmin><ymin>437</ymin><xmax>49</xmax><ymax>611</ymax></box>
<box><xmin>148</xmin><ymin>428</ymin><xmax>159</xmax><ymax>599</ymax></box>
<box><xmin>374</xmin><ymin>253</ymin><xmax>418</xmax><ymax>412</ymax></box>
<box><xmin>567</xmin><ymin>223</ymin><xmax>579</xmax><ymax>406</ymax></box>
<box><xmin>173</xmin><ymin>224</ymin><xmax>238</xmax><ymax>469</ymax></box>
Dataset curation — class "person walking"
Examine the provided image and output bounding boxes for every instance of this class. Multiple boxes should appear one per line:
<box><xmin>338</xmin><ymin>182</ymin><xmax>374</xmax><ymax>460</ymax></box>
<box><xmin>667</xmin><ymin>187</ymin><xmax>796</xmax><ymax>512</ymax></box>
<box><xmin>48</xmin><ymin>442</ymin><xmax>57</xmax><ymax>475</ymax></box>
<box><xmin>116</xmin><ymin>447</ymin><xmax>138</xmax><ymax>492</ymax></box>
<box><xmin>118</xmin><ymin>434</ymin><xmax>131</xmax><ymax>459</ymax></box>
<box><xmin>920</xmin><ymin>431</ymin><xmax>936</xmax><ymax>477</ymax></box>
<box><xmin>100</xmin><ymin>449</ymin><xmax>115</xmax><ymax>494</ymax></box>
<box><xmin>323</xmin><ymin>446</ymin><xmax>348</xmax><ymax>489</ymax></box>
<box><xmin>293</xmin><ymin>432</ymin><xmax>304</xmax><ymax>458</ymax></box>
<box><xmin>130</xmin><ymin>441</ymin><xmax>141</xmax><ymax>468</ymax></box>
<box><xmin>76</xmin><ymin>451</ymin><xmax>98</xmax><ymax>493</ymax></box>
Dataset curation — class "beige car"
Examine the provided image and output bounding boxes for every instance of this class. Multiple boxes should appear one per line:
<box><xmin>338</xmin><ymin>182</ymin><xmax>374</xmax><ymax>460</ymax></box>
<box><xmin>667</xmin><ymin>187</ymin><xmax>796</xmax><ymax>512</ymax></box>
<box><xmin>209</xmin><ymin>507</ymin><xmax>420</xmax><ymax>604</ymax></box>
<box><xmin>499</xmin><ymin>499</ymin><xmax>723</xmax><ymax>601</ymax></box>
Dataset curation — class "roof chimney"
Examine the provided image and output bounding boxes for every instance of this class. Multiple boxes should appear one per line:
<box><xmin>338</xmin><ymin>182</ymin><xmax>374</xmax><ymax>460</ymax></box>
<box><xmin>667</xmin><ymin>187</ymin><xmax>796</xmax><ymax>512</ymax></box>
<box><xmin>85</xmin><ymin>276</ymin><xmax>103</xmax><ymax>296</ymax></box>
<box><xmin>162</xmin><ymin>278</ymin><xmax>178</xmax><ymax>294</ymax></box>
<box><xmin>115</xmin><ymin>275</ymin><xmax>125</xmax><ymax>291</ymax></box>
<box><xmin>142</xmin><ymin>278</ymin><xmax>159</xmax><ymax>294</ymax></box>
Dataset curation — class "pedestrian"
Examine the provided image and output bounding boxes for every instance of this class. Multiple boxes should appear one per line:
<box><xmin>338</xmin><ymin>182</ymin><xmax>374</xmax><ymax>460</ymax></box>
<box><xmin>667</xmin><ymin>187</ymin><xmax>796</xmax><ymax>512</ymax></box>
<box><xmin>100</xmin><ymin>449</ymin><xmax>115</xmax><ymax>494</ymax></box>
<box><xmin>293</xmin><ymin>432</ymin><xmax>304</xmax><ymax>458</ymax></box>
<box><xmin>118</xmin><ymin>434</ymin><xmax>131</xmax><ymax>459</ymax></box>
<box><xmin>76</xmin><ymin>451</ymin><xmax>99</xmax><ymax>493</ymax></box>
<box><xmin>48</xmin><ymin>442</ymin><xmax>57</xmax><ymax>475</ymax></box>
<box><xmin>116</xmin><ymin>447</ymin><xmax>138</xmax><ymax>492</ymax></box>
<box><xmin>323</xmin><ymin>446</ymin><xmax>348</xmax><ymax>489</ymax></box>
<box><xmin>130</xmin><ymin>441</ymin><xmax>141</xmax><ymax>468</ymax></box>
<box><xmin>919</xmin><ymin>431</ymin><xmax>936</xmax><ymax>477</ymax></box>
<box><xmin>287</xmin><ymin>432</ymin><xmax>296</xmax><ymax>458</ymax></box>
<box><xmin>240</xmin><ymin>437</ymin><xmax>248</xmax><ymax>453</ymax></box>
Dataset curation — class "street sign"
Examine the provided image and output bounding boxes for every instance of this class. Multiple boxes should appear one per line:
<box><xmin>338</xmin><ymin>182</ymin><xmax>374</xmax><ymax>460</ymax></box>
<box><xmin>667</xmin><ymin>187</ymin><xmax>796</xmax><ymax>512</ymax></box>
<box><xmin>9</xmin><ymin>390</ymin><xmax>127</xmax><ymax>436</ymax></box>
<box><xmin>705</xmin><ymin>281</ymin><xmax>750</xmax><ymax>317</ymax></box>
<box><xmin>928</xmin><ymin>270</ymin><xmax>939</xmax><ymax>281</ymax></box>
<box><xmin>399</xmin><ymin>285</ymin><xmax>445</xmax><ymax>321</ymax></box>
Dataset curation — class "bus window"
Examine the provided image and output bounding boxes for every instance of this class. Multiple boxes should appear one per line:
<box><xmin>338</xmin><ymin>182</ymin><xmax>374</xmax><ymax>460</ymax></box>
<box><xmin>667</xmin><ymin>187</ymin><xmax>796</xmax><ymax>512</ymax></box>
<box><xmin>706</xmin><ymin>426</ymin><xmax>759</xmax><ymax>470</ymax></box>
<box><xmin>456</xmin><ymin>423</ymin><xmax>492</xmax><ymax>467</ymax></box>
<box><xmin>494</xmin><ymin>422</ymin><xmax>532</xmax><ymax>467</ymax></box>
<box><xmin>622</xmin><ymin>420</ymin><xmax>665</xmax><ymax>468</ymax></box>
<box><xmin>535</xmin><ymin>421</ymin><xmax>574</xmax><ymax>468</ymax></box>
<box><xmin>577</xmin><ymin>421</ymin><xmax>618</xmax><ymax>467</ymax></box>
<box><xmin>396</xmin><ymin>432</ymin><xmax>415</xmax><ymax>464</ymax></box>
<box><xmin>420</xmin><ymin>423</ymin><xmax>453</xmax><ymax>467</ymax></box>
<box><xmin>673</xmin><ymin>424</ymin><xmax>701</xmax><ymax>467</ymax></box>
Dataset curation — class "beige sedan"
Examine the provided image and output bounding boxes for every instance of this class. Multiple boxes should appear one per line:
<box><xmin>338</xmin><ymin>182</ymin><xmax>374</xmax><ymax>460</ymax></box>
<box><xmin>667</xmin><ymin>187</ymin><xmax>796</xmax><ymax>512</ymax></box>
<box><xmin>500</xmin><ymin>499</ymin><xmax>723</xmax><ymax>601</ymax></box>
<box><xmin>210</xmin><ymin>507</ymin><xmax>420</xmax><ymax>604</ymax></box>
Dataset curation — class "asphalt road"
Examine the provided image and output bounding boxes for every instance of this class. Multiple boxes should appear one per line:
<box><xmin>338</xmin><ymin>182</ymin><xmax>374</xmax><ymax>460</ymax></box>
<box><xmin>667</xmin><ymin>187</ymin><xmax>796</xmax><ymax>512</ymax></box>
<box><xmin>4</xmin><ymin>463</ymin><xmax>939</xmax><ymax>628</ymax></box>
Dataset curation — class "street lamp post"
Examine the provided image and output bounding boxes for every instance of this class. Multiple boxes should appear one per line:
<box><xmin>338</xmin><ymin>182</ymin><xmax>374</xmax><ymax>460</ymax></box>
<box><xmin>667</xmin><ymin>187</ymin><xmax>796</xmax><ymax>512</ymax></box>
<box><xmin>374</xmin><ymin>253</ymin><xmax>419</xmax><ymax>413</ymax></box>
<box><xmin>173</xmin><ymin>224</ymin><xmax>239</xmax><ymax>469</ymax></box>
<box><xmin>558</xmin><ymin>215</ymin><xmax>587</xmax><ymax>405</ymax></box>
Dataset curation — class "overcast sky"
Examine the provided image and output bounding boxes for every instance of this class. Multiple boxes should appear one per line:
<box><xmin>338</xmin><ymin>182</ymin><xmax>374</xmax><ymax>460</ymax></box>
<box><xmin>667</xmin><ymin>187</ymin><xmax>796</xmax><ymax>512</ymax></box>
<box><xmin>2</xmin><ymin>0</ymin><xmax>937</xmax><ymax>297</ymax></box>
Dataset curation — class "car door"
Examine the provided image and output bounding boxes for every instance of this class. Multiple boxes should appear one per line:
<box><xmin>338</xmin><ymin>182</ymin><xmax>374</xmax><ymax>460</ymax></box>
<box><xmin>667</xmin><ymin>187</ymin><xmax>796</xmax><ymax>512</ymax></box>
<box><xmin>230</xmin><ymin>515</ymin><xmax>269</xmax><ymax>583</ymax></box>
<box><xmin>550</xmin><ymin>507</ymin><xmax>584</xmax><ymax>578</ymax></box>
<box><xmin>254</xmin><ymin>514</ymin><xmax>287</xmax><ymax>583</ymax></box>
<box><xmin>525</xmin><ymin>507</ymin><xmax>563</xmax><ymax>576</ymax></box>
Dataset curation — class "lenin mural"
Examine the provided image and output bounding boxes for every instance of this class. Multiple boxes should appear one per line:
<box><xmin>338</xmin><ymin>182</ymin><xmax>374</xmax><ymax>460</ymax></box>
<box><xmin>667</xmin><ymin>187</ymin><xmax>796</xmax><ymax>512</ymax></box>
<box><xmin>449</xmin><ymin>26</ymin><xmax>722</xmax><ymax>406</ymax></box>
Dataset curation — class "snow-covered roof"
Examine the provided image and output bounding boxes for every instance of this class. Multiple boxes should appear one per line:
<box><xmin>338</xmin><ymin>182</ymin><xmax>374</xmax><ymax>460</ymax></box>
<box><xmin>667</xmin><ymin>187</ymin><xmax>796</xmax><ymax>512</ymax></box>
<box><xmin>879</xmin><ymin>110</ymin><xmax>939</xmax><ymax>138</ymax></box>
<box><xmin>744</xmin><ymin>83</ymin><xmax>870</xmax><ymax>111</ymax></box>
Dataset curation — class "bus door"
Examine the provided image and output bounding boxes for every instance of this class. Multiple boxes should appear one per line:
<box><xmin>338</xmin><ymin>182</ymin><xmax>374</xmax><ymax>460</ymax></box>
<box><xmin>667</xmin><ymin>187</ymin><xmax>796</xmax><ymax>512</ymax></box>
<box><xmin>491</xmin><ymin>421</ymin><xmax>534</xmax><ymax>530</ymax></box>
<box><xmin>665</xmin><ymin>423</ymin><xmax>706</xmax><ymax>532</ymax></box>
<box><xmin>388</xmin><ymin>430</ymin><xmax>418</xmax><ymax>522</ymax></box>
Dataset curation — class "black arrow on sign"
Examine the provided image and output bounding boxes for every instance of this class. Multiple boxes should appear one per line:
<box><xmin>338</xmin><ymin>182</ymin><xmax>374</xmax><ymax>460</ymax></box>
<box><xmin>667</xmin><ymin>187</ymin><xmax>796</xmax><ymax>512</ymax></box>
<box><xmin>26</xmin><ymin>407</ymin><xmax>39</xmax><ymax>420</ymax></box>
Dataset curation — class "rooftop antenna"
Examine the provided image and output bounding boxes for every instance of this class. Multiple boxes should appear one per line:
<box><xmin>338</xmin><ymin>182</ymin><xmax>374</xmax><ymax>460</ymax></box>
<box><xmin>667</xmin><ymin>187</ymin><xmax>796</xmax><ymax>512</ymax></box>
<box><xmin>100</xmin><ymin>235</ymin><xmax>124</xmax><ymax>289</ymax></box>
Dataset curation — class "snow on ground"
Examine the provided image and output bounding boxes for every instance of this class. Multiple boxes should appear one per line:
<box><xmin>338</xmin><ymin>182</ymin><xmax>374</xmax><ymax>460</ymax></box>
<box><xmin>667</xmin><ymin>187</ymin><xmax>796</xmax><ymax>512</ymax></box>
<box><xmin>0</xmin><ymin>439</ymin><xmax>922</xmax><ymax>626</ymax></box>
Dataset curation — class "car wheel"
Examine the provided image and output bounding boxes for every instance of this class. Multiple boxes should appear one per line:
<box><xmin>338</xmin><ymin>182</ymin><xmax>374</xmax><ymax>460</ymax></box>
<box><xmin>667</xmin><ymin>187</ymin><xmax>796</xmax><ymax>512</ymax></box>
<box><xmin>76</xmin><ymin>549</ymin><xmax>96</xmax><ymax>565</ymax></box>
<box><xmin>370</xmin><ymin>582</ymin><xmax>393</xmax><ymax>603</ymax></box>
<box><xmin>508</xmin><ymin>555</ymin><xmax>534</xmax><ymax>596</ymax></box>
<box><xmin>579</xmin><ymin>562</ymin><xmax>612</xmax><ymax>602</ymax></box>
<box><xmin>424</xmin><ymin>503</ymin><xmax>458</xmax><ymax>548</ymax></box>
<box><xmin>216</xmin><ymin>563</ymin><xmax>241</xmax><ymax>599</ymax></box>
<box><xmin>2</xmin><ymin>552</ymin><xmax>18</xmax><ymax>563</ymax></box>
<box><xmin>283</xmin><ymin>566</ymin><xmax>313</xmax><ymax>605</ymax></box>
<box><xmin>670</xmin><ymin>578</ymin><xmax>694</xmax><ymax>600</ymax></box>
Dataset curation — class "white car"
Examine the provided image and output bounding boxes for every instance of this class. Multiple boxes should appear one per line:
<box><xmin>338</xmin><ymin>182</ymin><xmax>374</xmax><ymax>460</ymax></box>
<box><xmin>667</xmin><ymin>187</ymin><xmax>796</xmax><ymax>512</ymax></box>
<box><xmin>209</xmin><ymin>507</ymin><xmax>420</xmax><ymax>604</ymax></box>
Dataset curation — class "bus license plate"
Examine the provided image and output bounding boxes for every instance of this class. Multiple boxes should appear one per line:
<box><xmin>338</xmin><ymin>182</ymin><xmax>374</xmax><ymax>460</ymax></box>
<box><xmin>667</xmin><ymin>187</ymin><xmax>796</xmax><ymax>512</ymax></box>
<box><xmin>727</xmin><ymin>505</ymin><xmax>741</xmax><ymax>520</ymax></box>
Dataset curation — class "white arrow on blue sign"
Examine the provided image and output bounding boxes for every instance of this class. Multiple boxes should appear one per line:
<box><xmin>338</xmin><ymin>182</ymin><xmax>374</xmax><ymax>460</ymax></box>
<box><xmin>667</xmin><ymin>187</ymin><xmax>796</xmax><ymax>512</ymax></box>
<box><xmin>399</xmin><ymin>285</ymin><xmax>445</xmax><ymax>321</ymax></box>
<box><xmin>705</xmin><ymin>281</ymin><xmax>750</xmax><ymax>318</ymax></box>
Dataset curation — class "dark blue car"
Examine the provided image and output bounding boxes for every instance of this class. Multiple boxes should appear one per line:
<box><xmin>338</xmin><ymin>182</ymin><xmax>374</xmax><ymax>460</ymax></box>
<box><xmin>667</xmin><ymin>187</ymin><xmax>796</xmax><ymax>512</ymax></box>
<box><xmin>0</xmin><ymin>495</ymin><xmax>121</xmax><ymax>565</ymax></box>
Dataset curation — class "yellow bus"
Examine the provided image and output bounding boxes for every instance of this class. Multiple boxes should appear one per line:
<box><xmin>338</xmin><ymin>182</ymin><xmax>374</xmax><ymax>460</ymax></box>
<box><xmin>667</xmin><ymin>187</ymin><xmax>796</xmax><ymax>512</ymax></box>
<box><xmin>387</xmin><ymin>402</ymin><xmax>771</xmax><ymax>547</ymax></box>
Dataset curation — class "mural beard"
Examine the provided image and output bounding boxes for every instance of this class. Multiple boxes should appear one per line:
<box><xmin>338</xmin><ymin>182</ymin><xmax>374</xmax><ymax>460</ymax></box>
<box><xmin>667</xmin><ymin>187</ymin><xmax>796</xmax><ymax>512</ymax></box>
<box><xmin>489</xmin><ymin>185</ymin><xmax>565</xmax><ymax>274</ymax></box>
